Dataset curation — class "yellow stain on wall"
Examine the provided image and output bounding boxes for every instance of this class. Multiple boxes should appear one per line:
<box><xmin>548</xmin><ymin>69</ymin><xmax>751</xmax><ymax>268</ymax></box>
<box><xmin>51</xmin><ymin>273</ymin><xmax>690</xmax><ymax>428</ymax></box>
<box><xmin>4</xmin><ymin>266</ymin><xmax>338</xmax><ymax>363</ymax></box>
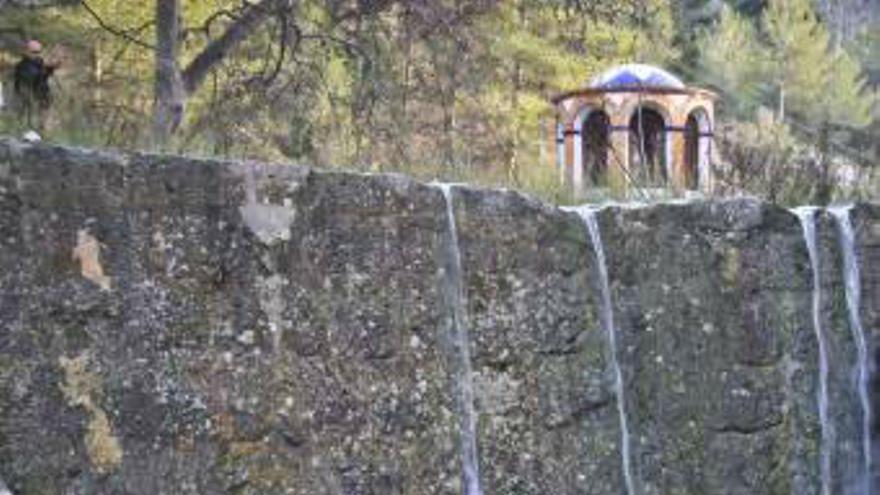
<box><xmin>72</xmin><ymin>230</ymin><xmax>112</xmax><ymax>291</ymax></box>
<box><xmin>59</xmin><ymin>354</ymin><xmax>123</xmax><ymax>473</ymax></box>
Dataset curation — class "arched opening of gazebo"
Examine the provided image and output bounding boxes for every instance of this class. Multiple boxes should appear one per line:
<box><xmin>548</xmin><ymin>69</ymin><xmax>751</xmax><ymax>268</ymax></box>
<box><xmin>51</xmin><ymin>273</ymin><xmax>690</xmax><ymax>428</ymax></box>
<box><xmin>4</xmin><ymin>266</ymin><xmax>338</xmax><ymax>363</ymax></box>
<box><xmin>628</xmin><ymin>107</ymin><xmax>667</xmax><ymax>185</ymax></box>
<box><xmin>582</xmin><ymin>110</ymin><xmax>610</xmax><ymax>186</ymax></box>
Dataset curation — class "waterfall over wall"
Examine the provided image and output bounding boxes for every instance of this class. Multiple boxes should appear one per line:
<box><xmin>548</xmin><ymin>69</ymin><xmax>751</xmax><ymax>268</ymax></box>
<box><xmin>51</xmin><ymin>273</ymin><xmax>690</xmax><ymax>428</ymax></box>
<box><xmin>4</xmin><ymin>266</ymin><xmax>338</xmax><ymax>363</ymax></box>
<box><xmin>794</xmin><ymin>207</ymin><xmax>832</xmax><ymax>495</ymax></box>
<box><xmin>831</xmin><ymin>206</ymin><xmax>873</xmax><ymax>495</ymax></box>
<box><xmin>437</xmin><ymin>184</ymin><xmax>482</xmax><ymax>495</ymax></box>
<box><xmin>567</xmin><ymin>206</ymin><xmax>636</xmax><ymax>495</ymax></box>
<box><xmin>0</xmin><ymin>138</ymin><xmax>878</xmax><ymax>495</ymax></box>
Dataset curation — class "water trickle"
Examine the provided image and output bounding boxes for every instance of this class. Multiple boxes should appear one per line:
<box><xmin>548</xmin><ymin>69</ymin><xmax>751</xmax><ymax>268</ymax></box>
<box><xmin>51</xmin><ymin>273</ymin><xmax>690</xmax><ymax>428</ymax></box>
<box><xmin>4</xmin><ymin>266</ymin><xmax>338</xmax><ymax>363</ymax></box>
<box><xmin>437</xmin><ymin>184</ymin><xmax>483</xmax><ymax>495</ymax></box>
<box><xmin>830</xmin><ymin>205</ymin><xmax>872</xmax><ymax>495</ymax></box>
<box><xmin>794</xmin><ymin>206</ymin><xmax>833</xmax><ymax>495</ymax></box>
<box><xmin>567</xmin><ymin>206</ymin><xmax>636</xmax><ymax>495</ymax></box>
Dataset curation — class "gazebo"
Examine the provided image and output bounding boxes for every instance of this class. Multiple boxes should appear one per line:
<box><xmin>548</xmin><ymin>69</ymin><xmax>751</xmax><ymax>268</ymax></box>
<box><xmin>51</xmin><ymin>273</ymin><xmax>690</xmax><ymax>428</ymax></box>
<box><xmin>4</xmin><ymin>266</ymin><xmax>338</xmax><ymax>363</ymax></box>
<box><xmin>552</xmin><ymin>64</ymin><xmax>718</xmax><ymax>197</ymax></box>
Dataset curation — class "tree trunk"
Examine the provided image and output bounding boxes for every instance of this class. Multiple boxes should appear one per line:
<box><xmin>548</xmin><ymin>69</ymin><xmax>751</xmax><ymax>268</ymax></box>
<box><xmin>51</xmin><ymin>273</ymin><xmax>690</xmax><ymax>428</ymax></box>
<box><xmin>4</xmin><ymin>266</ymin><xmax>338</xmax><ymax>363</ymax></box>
<box><xmin>777</xmin><ymin>81</ymin><xmax>785</xmax><ymax>123</ymax></box>
<box><xmin>508</xmin><ymin>58</ymin><xmax>521</xmax><ymax>186</ymax></box>
<box><xmin>397</xmin><ymin>4</ymin><xmax>412</xmax><ymax>167</ymax></box>
<box><xmin>153</xmin><ymin>0</ymin><xmax>184</xmax><ymax>146</ymax></box>
<box><xmin>441</xmin><ymin>72</ymin><xmax>457</xmax><ymax>169</ymax></box>
<box><xmin>152</xmin><ymin>0</ymin><xmax>283</xmax><ymax>146</ymax></box>
<box><xmin>507</xmin><ymin>1</ymin><xmax>525</xmax><ymax>186</ymax></box>
<box><xmin>815</xmin><ymin>122</ymin><xmax>833</xmax><ymax>205</ymax></box>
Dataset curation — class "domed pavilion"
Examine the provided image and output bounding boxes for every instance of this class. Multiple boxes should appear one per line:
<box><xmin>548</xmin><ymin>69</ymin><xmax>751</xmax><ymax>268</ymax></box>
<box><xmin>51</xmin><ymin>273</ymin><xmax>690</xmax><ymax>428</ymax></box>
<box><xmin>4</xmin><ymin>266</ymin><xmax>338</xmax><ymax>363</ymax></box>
<box><xmin>552</xmin><ymin>64</ymin><xmax>717</xmax><ymax>197</ymax></box>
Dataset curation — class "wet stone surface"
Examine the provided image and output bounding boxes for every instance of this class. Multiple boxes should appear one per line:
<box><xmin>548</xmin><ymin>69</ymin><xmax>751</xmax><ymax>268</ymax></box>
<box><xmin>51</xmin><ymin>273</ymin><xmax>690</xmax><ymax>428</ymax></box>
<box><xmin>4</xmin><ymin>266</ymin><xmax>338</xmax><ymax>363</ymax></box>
<box><xmin>0</xmin><ymin>139</ymin><xmax>877</xmax><ymax>494</ymax></box>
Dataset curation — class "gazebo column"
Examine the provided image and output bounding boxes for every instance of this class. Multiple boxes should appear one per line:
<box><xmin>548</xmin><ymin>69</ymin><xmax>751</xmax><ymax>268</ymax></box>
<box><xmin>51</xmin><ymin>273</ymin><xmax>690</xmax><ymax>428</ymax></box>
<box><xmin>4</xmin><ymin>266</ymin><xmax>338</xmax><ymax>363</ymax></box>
<box><xmin>607</xmin><ymin>112</ymin><xmax>630</xmax><ymax>195</ymax></box>
<box><xmin>554</xmin><ymin>121</ymin><xmax>565</xmax><ymax>184</ymax></box>
<box><xmin>571</xmin><ymin>125</ymin><xmax>585</xmax><ymax>198</ymax></box>
<box><xmin>561</xmin><ymin>122</ymin><xmax>576</xmax><ymax>191</ymax></box>
<box><xmin>668</xmin><ymin>113</ymin><xmax>689</xmax><ymax>192</ymax></box>
<box><xmin>700</xmin><ymin>109</ymin><xmax>717</xmax><ymax>195</ymax></box>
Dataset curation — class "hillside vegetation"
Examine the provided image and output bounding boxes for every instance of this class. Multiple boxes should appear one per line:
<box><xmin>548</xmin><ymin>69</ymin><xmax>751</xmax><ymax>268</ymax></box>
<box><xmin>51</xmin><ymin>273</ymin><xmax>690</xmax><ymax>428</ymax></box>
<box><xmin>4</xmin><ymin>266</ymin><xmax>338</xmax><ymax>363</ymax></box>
<box><xmin>0</xmin><ymin>0</ymin><xmax>877</xmax><ymax>204</ymax></box>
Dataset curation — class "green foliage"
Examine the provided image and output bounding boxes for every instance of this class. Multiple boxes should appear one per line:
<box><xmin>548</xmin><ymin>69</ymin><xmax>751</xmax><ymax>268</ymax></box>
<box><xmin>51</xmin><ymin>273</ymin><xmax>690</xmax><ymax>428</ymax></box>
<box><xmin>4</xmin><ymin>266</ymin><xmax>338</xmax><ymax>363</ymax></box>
<box><xmin>763</xmin><ymin>0</ymin><xmax>870</xmax><ymax>126</ymax></box>
<box><xmin>851</xmin><ymin>25</ymin><xmax>880</xmax><ymax>85</ymax></box>
<box><xmin>716</xmin><ymin>108</ymin><xmax>805</xmax><ymax>204</ymax></box>
<box><xmin>696</xmin><ymin>5</ymin><xmax>766</xmax><ymax>116</ymax></box>
<box><xmin>0</xmin><ymin>0</ymin><xmax>877</xmax><ymax>205</ymax></box>
<box><xmin>698</xmin><ymin>0</ymin><xmax>871</xmax><ymax>128</ymax></box>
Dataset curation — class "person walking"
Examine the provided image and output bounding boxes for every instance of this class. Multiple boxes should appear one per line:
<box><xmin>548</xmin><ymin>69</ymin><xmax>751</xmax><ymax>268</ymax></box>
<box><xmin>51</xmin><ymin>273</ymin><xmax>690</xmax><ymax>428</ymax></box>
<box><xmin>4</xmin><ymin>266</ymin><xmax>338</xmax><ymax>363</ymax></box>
<box><xmin>13</xmin><ymin>39</ymin><xmax>59</xmax><ymax>136</ymax></box>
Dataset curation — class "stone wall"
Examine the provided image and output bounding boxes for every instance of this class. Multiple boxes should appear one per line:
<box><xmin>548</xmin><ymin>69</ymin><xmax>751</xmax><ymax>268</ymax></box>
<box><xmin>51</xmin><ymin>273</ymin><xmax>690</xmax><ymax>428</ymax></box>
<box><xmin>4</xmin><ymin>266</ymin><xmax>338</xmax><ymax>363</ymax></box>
<box><xmin>0</xmin><ymin>138</ymin><xmax>876</xmax><ymax>494</ymax></box>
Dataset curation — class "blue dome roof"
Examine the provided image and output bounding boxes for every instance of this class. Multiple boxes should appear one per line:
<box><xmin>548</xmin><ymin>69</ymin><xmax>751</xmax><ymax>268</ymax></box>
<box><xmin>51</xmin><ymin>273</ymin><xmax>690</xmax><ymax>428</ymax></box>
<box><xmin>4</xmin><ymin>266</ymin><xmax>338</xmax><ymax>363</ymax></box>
<box><xmin>590</xmin><ymin>64</ymin><xmax>685</xmax><ymax>90</ymax></box>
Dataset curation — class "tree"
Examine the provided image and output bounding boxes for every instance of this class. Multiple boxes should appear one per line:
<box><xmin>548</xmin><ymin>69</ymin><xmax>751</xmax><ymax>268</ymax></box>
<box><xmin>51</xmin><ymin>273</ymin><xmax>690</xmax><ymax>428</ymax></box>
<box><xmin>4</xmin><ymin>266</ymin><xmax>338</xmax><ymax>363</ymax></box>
<box><xmin>762</xmin><ymin>0</ymin><xmax>870</xmax><ymax>127</ymax></box>
<box><xmin>697</xmin><ymin>0</ymin><xmax>871</xmax><ymax>128</ymax></box>
<box><xmin>696</xmin><ymin>5</ymin><xmax>766</xmax><ymax>116</ymax></box>
<box><xmin>152</xmin><ymin>0</ymin><xmax>296</xmax><ymax>144</ymax></box>
<box><xmin>698</xmin><ymin>0</ymin><xmax>874</xmax><ymax>205</ymax></box>
<box><xmin>849</xmin><ymin>22</ymin><xmax>880</xmax><ymax>87</ymax></box>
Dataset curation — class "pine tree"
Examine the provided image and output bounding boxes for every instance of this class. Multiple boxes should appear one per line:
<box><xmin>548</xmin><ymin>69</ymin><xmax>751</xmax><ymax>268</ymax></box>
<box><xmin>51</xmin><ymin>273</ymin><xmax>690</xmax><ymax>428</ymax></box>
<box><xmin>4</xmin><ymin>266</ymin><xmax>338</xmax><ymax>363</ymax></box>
<box><xmin>696</xmin><ymin>5</ymin><xmax>766</xmax><ymax>116</ymax></box>
<box><xmin>762</xmin><ymin>0</ymin><xmax>870</xmax><ymax>126</ymax></box>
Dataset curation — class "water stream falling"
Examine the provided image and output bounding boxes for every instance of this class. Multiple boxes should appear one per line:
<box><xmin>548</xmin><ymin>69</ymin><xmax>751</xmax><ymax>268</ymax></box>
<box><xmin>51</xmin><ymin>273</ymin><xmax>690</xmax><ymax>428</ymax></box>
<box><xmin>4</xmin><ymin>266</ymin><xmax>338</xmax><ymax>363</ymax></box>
<box><xmin>830</xmin><ymin>205</ymin><xmax>872</xmax><ymax>495</ymax></box>
<box><xmin>794</xmin><ymin>206</ymin><xmax>833</xmax><ymax>495</ymax></box>
<box><xmin>437</xmin><ymin>184</ymin><xmax>483</xmax><ymax>495</ymax></box>
<box><xmin>567</xmin><ymin>206</ymin><xmax>636</xmax><ymax>495</ymax></box>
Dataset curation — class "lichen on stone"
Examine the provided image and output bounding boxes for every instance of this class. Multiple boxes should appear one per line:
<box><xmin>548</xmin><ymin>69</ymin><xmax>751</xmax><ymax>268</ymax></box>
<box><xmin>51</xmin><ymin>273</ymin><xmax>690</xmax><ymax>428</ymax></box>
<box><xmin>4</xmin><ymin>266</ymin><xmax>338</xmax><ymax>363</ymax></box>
<box><xmin>721</xmin><ymin>246</ymin><xmax>740</xmax><ymax>288</ymax></box>
<box><xmin>59</xmin><ymin>353</ymin><xmax>123</xmax><ymax>473</ymax></box>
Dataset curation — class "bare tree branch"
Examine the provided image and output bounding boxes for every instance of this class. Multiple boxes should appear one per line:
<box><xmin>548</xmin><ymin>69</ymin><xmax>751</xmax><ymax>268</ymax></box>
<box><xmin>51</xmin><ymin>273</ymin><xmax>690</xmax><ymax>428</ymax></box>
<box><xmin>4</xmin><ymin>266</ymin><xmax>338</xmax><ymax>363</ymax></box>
<box><xmin>181</xmin><ymin>0</ymin><xmax>282</xmax><ymax>94</ymax></box>
<box><xmin>182</xmin><ymin>8</ymin><xmax>243</xmax><ymax>38</ymax></box>
<box><xmin>81</xmin><ymin>0</ymin><xmax>155</xmax><ymax>50</ymax></box>
<box><xmin>263</xmin><ymin>8</ymin><xmax>291</xmax><ymax>86</ymax></box>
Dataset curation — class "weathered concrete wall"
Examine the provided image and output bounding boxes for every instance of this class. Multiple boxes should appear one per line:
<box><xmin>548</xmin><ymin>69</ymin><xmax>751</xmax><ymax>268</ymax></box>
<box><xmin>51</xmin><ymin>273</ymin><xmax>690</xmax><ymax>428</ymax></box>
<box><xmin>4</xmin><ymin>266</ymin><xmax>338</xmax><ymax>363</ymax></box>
<box><xmin>854</xmin><ymin>204</ymin><xmax>880</xmax><ymax>491</ymax></box>
<box><xmin>0</xmin><ymin>138</ymin><xmax>876</xmax><ymax>494</ymax></box>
